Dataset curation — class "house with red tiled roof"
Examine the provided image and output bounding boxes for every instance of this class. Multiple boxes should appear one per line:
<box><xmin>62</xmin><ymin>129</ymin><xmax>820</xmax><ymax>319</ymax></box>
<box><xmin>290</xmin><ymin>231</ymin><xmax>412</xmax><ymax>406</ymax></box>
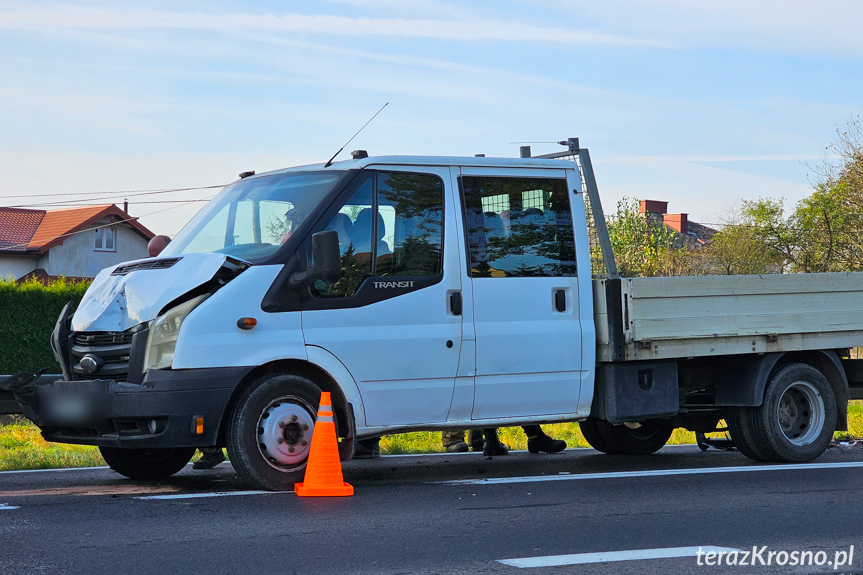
<box><xmin>0</xmin><ymin>204</ymin><xmax>155</xmax><ymax>282</ymax></box>
<box><xmin>638</xmin><ymin>199</ymin><xmax>716</xmax><ymax>245</ymax></box>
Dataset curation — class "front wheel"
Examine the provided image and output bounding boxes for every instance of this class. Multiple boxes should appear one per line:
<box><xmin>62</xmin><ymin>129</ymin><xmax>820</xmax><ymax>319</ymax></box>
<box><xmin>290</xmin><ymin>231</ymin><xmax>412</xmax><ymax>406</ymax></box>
<box><xmin>580</xmin><ymin>418</ymin><xmax>674</xmax><ymax>455</ymax></box>
<box><xmin>226</xmin><ymin>374</ymin><xmax>321</xmax><ymax>491</ymax></box>
<box><xmin>99</xmin><ymin>446</ymin><xmax>196</xmax><ymax>480</ymax></box>
<box><xmin>728</xmin><ymin>363</ymin><xmax>836</xmax><ymax>463</ymax></box>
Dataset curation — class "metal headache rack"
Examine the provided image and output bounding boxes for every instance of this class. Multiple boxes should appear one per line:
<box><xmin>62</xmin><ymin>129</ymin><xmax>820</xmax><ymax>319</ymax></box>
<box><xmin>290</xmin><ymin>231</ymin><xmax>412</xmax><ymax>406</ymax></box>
<box><xmin>518</xmin><ymin>138</ymin><xmax>618</xmax><ymax>280</ymax></box>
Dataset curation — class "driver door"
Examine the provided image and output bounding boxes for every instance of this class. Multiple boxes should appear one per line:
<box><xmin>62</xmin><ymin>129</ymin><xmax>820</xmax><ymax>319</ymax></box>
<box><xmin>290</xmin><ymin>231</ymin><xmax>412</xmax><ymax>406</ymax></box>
<box><xmin>300</xmin><ymin>167</ymin><xmax>465</xmax><ymax>426</ymax></box>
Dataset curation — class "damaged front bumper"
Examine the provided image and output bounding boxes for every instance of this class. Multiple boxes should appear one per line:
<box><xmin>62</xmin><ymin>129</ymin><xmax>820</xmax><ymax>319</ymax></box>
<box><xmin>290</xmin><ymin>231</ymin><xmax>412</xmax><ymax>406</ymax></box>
<box><xmin>30</xmin><ymin>367</ymin><xmax>250</xmax><ymax>449</ymax></box>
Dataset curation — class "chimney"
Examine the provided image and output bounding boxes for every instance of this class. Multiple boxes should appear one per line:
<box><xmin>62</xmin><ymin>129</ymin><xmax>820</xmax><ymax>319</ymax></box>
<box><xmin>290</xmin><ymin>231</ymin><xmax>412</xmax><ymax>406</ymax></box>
<box><xmin>123</xmin><ymin>199</ymin><xmax>129</xmax><ymax>214</ymax></box>
<box><xmin>639</xmin><ymin>200</ymin><xmax>668</xmax><ymax>215</ymax></box>
<box><xmin>665</xmin><ymin>213</ymin><xmax>688</xmax><ymax>235</ymax></box>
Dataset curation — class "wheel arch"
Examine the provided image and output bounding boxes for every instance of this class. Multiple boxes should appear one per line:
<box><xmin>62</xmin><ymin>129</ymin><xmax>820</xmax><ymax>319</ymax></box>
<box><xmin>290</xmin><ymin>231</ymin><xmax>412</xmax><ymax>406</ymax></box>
<box><xmin>216</xmin><ymin>356</ymin><xmax>359</xmax><ymax>450</ymax></box>
<box><xmin>714</xmin><ymin>350</ymin><xmax>848</xmax><ymax>431</ymax></box>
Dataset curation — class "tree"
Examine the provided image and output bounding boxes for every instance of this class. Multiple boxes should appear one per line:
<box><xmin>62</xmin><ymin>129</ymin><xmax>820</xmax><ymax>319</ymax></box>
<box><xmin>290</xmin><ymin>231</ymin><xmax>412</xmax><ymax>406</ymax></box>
<box><xmin>740</xmin><ymin>117</ymin><xmax>863</xmax><ymax>273</ymax></box>
<box><xmin>709</xmin><ymin>223</ymin><xmax>781</xmax><ymax>275</ymax></box>
<box><xmin>606</xmin><ymin>198</ymin><xmax>679</xmax><ymax>277</ymax></box>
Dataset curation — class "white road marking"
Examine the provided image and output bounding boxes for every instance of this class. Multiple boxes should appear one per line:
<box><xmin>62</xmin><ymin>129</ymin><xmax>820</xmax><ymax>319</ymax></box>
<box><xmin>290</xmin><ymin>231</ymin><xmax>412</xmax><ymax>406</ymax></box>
<box><xmin>0</xmin><ymin>503</ymin><xmax>20</xmax><ymax>510</ymax></box>
<box><xmin>136</xmin><ymin>490</ymin><xmax>278</xmax><ymax>500</ymax></box>
<box><xmin>0</xmin><ymin>445</ymin><xmax>700</xmax><ymax>475</ymax></box>
<box><xmin>438</xmin><ymin>460</ymin><xmax>863</xmax><ymax>485</ymax></box>
<box><xmin>498</xmin><ymin>546</ymin><xmax>742</xmax><ymax>568</ymax></box>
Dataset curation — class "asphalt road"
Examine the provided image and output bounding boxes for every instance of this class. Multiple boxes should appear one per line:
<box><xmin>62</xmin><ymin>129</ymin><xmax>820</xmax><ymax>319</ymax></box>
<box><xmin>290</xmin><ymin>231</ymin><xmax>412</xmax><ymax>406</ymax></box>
<box><xmin>3</xmin><ymin>444</ymin><xmax>863</xmax><ymax>575</ymax></box>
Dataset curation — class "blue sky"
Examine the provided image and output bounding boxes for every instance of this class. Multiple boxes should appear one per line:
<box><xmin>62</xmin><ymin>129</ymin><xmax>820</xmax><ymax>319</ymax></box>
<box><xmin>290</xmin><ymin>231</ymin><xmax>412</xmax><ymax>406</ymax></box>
<box><xmin>1</xmin><ymin>1</ymin><xmax>861</xmax><ymax>235</ymax></box>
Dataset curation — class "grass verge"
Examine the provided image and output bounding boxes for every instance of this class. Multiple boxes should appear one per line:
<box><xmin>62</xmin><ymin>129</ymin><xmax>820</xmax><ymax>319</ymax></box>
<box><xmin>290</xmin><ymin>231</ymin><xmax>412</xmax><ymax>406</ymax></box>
<box><xmin>2</xmin><ymin>402</ymin><xmax>862</xmax><ymax>472</ymax></box>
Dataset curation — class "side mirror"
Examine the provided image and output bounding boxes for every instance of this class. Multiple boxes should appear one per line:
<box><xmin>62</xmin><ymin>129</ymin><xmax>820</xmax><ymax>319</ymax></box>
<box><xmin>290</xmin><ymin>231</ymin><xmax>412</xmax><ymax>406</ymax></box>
<box><xmin>290</xmin><ymin>230</ymin><xmax>341</xmax><ymax>288</ymax></box>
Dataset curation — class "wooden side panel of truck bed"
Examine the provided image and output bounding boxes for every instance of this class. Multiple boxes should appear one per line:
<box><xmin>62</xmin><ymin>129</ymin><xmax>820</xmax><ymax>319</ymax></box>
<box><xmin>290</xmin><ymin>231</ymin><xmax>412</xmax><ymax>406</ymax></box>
<box><xmin>594</xmin><ymin>272</ymin><xmax>863</xmax><ymax>362</ymax></box>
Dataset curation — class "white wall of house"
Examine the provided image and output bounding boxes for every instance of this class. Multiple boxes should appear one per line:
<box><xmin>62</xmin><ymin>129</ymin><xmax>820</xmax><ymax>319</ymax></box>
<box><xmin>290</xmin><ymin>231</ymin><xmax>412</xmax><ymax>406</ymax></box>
<box><xmin>43</xmin><ymin>223</ymin><xmax>150</xmax><ymax>278</ymax></box>
<box><xmin>0</xmin><ymin>254</ymin><xmax>38</xmax><ymax>280</ymax></box>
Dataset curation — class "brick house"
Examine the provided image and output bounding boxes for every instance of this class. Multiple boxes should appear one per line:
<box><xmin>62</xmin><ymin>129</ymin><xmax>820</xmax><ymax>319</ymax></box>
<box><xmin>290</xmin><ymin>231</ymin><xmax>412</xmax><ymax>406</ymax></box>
<box><xmin>638</xmin><ymin>199</ymin><xmax>716</xmax><ymax>245</ymax></box>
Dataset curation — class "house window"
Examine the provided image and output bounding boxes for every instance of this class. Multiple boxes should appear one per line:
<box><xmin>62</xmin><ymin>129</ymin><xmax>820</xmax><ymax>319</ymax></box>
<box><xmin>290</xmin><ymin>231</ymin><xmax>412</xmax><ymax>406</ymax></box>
<box><xmin>95</xmin><ymin>227</ymin><xmax>116</xmax><ymax>251</ymax></box>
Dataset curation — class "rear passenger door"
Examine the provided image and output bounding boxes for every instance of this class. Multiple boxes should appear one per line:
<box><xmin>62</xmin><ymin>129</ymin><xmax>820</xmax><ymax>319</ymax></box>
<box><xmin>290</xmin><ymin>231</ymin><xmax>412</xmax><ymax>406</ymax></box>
<box><xmin>300</xmin><ymin>167</ymin><xmax>464</xmax><ymax>427</ymax></box>
<box><xmin>459</xmin><ymin>168</ymin><xmax>583</xmax><ymax>420</ymax></box>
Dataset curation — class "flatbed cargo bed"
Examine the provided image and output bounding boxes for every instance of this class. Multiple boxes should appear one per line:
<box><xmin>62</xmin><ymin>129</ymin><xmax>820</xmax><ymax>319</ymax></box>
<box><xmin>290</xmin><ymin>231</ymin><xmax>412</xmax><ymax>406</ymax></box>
<box><xmin>594</xmin><ymin>272</ymin><xmax>863</xmax><ymax>362</ymax></box>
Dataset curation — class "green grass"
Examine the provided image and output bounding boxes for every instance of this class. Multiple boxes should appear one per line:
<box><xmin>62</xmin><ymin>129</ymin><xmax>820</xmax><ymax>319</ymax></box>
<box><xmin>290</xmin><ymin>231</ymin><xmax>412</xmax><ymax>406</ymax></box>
<box><xmin>0</xmin><ymin>416</ymin><xmax>105</xmax><ymax>471</ymax></box>
<box><xmin>381</xmin><ymin>423</ymin><xmax>698</xmax><ymax>455</ymax></box>
<box><xmin>3</xmin><ymin>402</ymin><xmax>863</xmax><ymax>472</ymax></box>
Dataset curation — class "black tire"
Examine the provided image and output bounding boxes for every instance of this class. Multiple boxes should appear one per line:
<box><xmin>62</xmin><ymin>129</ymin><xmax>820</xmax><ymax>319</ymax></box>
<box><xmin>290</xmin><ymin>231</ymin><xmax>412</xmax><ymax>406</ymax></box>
<box><xmin>226</xmin><ymin>374</ymin><xmax>321</xmax><ymax>491</ymax></box>
<box><xmin>579</xmin><ymin>418</ymin><xmax>616</xmax><ymax>454</ymax></box>
<box><xmin>726</xmin><ymin>407</ymin><xmax>770</xmax><ymax>461</ymax></box>
<box><xmin>728</xmin><ymin>363</ymin><xmax>836</xmax><ymax>463</ymax></box>
<box><xmin>580</xmin><ymin>418</ymin><xmax>673</xmax><ymax>455</ymax></box>
<box><xmin>99</xmin><ymin>446</ymin><xmax>195</xmax><ymax>480</ymax></box>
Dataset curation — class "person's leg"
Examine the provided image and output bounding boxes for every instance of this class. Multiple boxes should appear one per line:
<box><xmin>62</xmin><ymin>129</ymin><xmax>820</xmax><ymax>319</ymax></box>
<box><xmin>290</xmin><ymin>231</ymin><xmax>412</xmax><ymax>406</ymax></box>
<box><xmin>482</xmin><ymin>428</ymin><xmax>508</xmax><ymax>456</ymax></box>
<box><xmin>468</xmin><ymin>429</ymin><xmax>484</xmax><ymax>452</ymax></box>
<box><xmin>523</xmin><ymin>425</ymin><xmax>567</xmax><ymax>453</ymax></box>
<box><xmin>355</xmin><ymin>437</ymin><xmax>381</xmax><ymax>459</ymax></box>
<box><xmin>193</xmin><ymin>447</ymin><xmax>225</xmax><ymax>469</ymax></box>
<box><xmin>442</xmin><ymin>430</ymin><xmax>469</xmax><ymax>453</ymax></box>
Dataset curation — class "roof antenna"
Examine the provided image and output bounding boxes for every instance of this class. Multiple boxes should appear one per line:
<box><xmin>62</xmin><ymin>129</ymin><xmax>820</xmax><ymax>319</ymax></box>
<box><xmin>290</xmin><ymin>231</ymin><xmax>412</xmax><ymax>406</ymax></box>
<box><xmin>324</xmin><ymin>102</ymin><xmax>388</xmax><ymax>168</ymax></box>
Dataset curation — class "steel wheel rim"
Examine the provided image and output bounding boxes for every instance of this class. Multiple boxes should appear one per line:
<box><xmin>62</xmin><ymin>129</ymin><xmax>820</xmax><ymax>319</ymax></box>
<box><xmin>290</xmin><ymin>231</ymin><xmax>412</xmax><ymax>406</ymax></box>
<box><xmin>776</xmin><ymin>381</ymin><xmax>824</xmax><ymax>446</ymax></box>
<box><xmin>256</xmin><ymin>395</ymin><xmax>316</xmax><ymax>471</ymax></box>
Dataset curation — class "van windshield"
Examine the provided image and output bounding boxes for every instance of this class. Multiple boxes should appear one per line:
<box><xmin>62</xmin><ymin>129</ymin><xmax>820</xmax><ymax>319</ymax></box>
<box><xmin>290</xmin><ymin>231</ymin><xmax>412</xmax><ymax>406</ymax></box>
<box><xmin>161</xmin><ymin>170</ymin><xmax>345</xmax><ymax>263</ymax></box>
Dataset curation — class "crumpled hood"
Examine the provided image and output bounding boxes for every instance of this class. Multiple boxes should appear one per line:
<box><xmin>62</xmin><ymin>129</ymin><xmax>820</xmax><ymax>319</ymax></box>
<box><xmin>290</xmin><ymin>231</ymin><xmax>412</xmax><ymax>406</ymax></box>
<box><xmin>72</xmin><ymin>253</ymin><xmax>230</xmax><ymax>332</ymax></box>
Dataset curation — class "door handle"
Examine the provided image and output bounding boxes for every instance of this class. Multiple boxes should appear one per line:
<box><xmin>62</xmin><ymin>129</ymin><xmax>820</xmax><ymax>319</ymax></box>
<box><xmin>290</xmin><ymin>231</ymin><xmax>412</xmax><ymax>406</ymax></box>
<box><xmin>554</xmin><ymin>289</ymin><xmax>566</xmax><ymax>312</ymax></box>
<box><xmin>450</xmin><ymin>291</ymin><xmax>463</xmax><ymax>316</ymax></box>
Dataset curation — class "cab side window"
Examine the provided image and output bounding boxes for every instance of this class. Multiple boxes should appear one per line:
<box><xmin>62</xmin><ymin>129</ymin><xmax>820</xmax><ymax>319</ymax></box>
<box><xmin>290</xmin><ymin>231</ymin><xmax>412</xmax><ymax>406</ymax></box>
<box><xmin>462</xmin><ymin>176</ymin><xmax>576</xmax><ymax>278</ymax></box>
<box><xmin>310</xmin><ymin>171</ymin><xmax>444</xmax><ymax>298</ymax></box>
<box><xmin>376</xmin><ymin>172</ymin><xmax>443</xmax><ymax>277</ymax></box>
<box><xmin>311</xmin><ymin>174</ymin><xmax>374</xmax><ymax>298</ymax></box>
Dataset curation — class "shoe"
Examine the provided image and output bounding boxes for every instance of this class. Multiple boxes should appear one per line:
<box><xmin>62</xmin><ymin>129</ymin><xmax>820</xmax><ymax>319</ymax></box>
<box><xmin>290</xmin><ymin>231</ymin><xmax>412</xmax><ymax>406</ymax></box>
<box><xmin>482</xmin><ymin>429</ymin><xmax>509</xmax><ymax>456</ymax></box>
<box><xmin>469</xmin><ymin>431</ymin><xmax>484</xmax><ymax>452</ymax></box>
<box><xmin>354</xmin><ymin>437</ymin><xmax>381</xmax><ymax>459</ymax></box>
<box><xmin>445</xmin><ymin>441</ymin><xmax>469</xmax><ymax>453</ymax></box>
<box><xmin>193</xmin><ymin>449</ymin><xmax>225</xmax><ymax>469</ymax></box>
<box><xmin>527</xmin><ymin>433</ymin><xmax>567</xmax><ymax>454</ymax></box>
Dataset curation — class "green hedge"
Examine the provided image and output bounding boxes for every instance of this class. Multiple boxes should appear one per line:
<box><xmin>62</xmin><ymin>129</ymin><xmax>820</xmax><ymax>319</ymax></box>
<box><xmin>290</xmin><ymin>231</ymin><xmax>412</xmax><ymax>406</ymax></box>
<box><xmin>0</xmin><ymin>278</ymin><xmax>91</xmax><ymax>374</ymax></box>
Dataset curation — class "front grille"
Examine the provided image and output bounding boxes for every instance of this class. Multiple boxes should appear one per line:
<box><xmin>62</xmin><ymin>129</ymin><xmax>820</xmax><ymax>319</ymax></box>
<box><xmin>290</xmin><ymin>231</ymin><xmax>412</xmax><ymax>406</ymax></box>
<box><xmin>75</xmin><ymin>333</ymin><xmax>133</xmax><ymax>347</ymax></box>
<box><xmin>111</xmin><ymin>258</ymin><xmax>181</xmax><ymax>276</ymax></box>
<box><xmin>71</xmin><ymin>330</ymin><xmax>138</xmax><ymax>382</ymax></box>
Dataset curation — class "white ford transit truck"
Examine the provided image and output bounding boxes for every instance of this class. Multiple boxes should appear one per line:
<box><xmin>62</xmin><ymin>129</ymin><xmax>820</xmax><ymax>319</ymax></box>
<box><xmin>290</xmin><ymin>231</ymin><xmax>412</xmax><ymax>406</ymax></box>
<box><xmin>21</xmin><ymin>140</ymin><xmax>863</xmax><ymax>490</ymax></box>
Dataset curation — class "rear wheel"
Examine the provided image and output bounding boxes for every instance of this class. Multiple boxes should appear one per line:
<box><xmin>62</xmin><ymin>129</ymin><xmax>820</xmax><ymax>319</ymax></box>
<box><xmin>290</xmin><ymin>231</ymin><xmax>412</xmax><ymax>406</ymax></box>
<box><xmin>728</xmin><ymin>363</ymin><xmax>835</xmax><ymax>463</ymax></box>
<box><xmin>580</xmin><ymin>418</ymin><xmax>674</xmax><ymax>455</ymax></box>
<box><xmin>99</xmin><ymin>447</ymin><xmax>195</xmax><ymax>480</ymax></box>
<box><xmin>227</xmin><ymin>374</ymin><xmax>321</xmax><ymax>491</ymax></box>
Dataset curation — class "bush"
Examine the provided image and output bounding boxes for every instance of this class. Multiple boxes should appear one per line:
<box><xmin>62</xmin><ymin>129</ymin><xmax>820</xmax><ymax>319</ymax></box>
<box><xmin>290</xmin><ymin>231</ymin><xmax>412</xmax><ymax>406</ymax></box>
<box><xmin>0</xmin><ymin>278</ymin><xmax>91</xmax><ymax>373</ymax></box>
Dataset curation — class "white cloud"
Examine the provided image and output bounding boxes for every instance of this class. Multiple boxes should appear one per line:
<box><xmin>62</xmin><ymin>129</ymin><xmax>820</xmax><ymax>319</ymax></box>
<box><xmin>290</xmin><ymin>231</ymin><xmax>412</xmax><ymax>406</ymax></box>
<box><xmin>604</xmin><ymin>154</ymin><xmax>828</xmax><ymax>165</ymax></box>
<box><xmin>540</xmin><ymin>0</ymin><xmax>863</xmax><ymax>54</ymax></box>
<box><xmin>0</xmin><ymin>6</ymin><xmax>660</xmax><ymax>46</ymax></box>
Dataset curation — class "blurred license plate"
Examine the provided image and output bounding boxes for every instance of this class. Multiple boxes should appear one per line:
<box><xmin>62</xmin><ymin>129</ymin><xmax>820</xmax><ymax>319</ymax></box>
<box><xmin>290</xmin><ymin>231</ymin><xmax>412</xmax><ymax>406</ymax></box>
<box><xmin>42</xmin><ymin>394</ymin><xmax>93</xmax><ymax>425</ymax></box>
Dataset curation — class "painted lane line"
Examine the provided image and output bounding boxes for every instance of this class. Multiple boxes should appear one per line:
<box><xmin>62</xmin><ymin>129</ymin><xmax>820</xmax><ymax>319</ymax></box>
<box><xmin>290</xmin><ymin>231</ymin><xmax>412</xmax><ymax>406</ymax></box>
<box><xmin>0</xmin><ymin>445</ymin><xmax>702</xmax><ymax>475</ymax></box>
<box><xmin>438</xmin><ymin>460</ymin><xmax>863</xmax><ymax>485</ymax></box>
<box><xmin>136</xmin><ymin>490</ymin><xmax>278</xmax><ymax>500</ymax></box>
<box><xmin>498</xmin><ymin>546</ymin><xmax>742</xmax><ymax>568</ymax></box>
<box><xmin>0</xmin><ymin>503</ymin><xmax>21</xmax><ymax>510</ymax></box>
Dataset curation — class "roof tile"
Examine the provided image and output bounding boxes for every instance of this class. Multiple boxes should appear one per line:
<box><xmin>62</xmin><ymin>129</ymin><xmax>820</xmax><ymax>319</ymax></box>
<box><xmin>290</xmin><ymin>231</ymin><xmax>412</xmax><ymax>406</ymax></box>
<box><xmin>0</xmin><ymin>207</ymin><xmax>45</xmax><ymax>252</ymax></box>
<box><xmin>28</xmin><ymin>205</ymin><xmax>115</xmax><ymax>250</ymax></box>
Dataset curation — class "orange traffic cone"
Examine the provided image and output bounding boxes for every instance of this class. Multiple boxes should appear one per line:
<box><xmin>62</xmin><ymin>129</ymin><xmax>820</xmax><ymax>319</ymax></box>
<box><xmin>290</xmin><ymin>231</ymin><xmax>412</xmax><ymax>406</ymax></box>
<box><xmin>295</xmin><ymin>391</ymin><xmax>354</xmax><ymax>497</ymax></box>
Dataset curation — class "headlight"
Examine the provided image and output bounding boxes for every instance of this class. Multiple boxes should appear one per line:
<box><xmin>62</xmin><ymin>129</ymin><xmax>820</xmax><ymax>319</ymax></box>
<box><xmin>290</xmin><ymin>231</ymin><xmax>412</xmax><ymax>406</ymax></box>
<box><xmin>144</xmin><ymin>295</ymin><xmax>206</xmax><ymax>371</ymax></box>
